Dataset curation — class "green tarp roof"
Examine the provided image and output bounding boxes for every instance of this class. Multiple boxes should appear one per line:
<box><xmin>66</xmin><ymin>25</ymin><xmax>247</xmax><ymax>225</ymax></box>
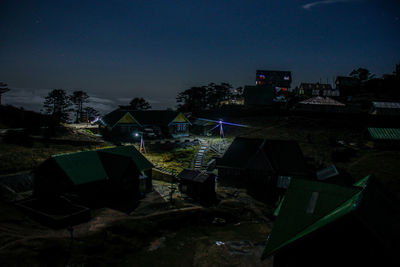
<box><xmin>98</xmin><ymin>146</ymin><xmax>153</xmax><ymax>171</ymax></box>
<box><xmin>52</xmin><ymin>146</ymin><xmax>153</xmax><ymax>185</ymax></box>
<box><xmin>273</xmin><ymin>176</ymin><xmax>372</xmax><ymax>217</ymax></box>
<box><xmin>53</xmin><ymin>150</ymin><xmax>108</xmax><ymax>185</ymax></box>
<box><xmin>264</xmin><ymin>175</ymin><xmax>400</xmax><ymax>260</ymax></box>
<box><xmin>368</xmin><ymin>128</ymin><xmax>400</xmax><ymax>140</ymax></box>
<box><xmin>263</xmin><ymin>179</ymin><xmax>364</xmax><ymax>259</ymax></box>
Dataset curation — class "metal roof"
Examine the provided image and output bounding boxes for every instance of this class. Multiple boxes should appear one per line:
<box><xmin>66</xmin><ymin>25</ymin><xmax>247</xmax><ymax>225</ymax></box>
<box><xmin>316</xmin><ymin>165</ymin><xmax>339</xmax><ymax>180</ymax></box>
<box><xmin>299</xmin><ymin>96</ymin><xmax>345</xmax><ymax>106</ymax></box>
<box><xmin>372</xmin><ymin>102</ymin><xmax>400</xmax><ymax>109</ymax></box>
<box><xmin>368</xmin><ymin>128</ymin><xmax>400</xmax><ymax>140</ymax></box>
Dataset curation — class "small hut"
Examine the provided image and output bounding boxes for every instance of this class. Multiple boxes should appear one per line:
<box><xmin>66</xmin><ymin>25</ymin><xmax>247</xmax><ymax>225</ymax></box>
<box><xmin>177</xmin><ymin>169</ymin><xmax>216</xmax><ymax>204</ymax></box>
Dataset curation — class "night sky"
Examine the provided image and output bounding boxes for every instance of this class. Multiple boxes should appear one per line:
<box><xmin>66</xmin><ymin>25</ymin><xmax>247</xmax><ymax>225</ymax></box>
<box><xmin>1</xmin><ymin>0</ymin><xmax>399</xmax><ymax>113</ymax></box>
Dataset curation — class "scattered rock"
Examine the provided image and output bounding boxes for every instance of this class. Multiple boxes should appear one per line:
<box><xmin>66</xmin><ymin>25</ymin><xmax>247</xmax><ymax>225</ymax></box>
<box><xmin>215</xmin><ymin>241</ymin><xmax>225</xmax><ymax>246</ymax></box>
<box><xmin>212</xmin><ymin>217</ymin><xmax>226</xmax><ymax>225</ymax></box>
<box><xmin>148</xmin><ymin>236</ymin><xmax>166</xmax><ymax>251</ymax></box>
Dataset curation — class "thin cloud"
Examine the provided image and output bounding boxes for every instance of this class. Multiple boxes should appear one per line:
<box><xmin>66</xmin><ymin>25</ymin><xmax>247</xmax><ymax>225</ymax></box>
<box><xmin>302</xmin><ymin>0</ymin><xmax>357</xmax><ymax>10</ymax></box>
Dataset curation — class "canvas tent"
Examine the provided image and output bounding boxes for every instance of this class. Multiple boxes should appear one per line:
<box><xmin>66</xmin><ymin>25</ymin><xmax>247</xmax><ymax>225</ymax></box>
<box><xmin>34</xmin><ymin>146</ymin><xmax>153</xmax><ymax>202</ymax></box>
<box><xmin>262</xmin><ymin>176</ymin><xmax>399</xmax><ymax>267</ymax></box>
<box><xmin>217</xmin><ymin>137</ymin><xmax>310</xmax><ymax>201</ymax></box>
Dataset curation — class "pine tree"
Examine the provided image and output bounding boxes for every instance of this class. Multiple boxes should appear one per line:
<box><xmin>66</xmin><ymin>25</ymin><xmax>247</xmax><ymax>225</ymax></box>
<box><xmin>43</xmin><ymin>89</ymin><xmax>72</xmax><ymax>122</ymax></box>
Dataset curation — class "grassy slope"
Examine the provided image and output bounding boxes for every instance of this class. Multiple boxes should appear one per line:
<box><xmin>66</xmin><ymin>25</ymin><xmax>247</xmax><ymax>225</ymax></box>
<box><xmin>144</xmin><ymin>145</ymin><xmax>199</xmax><ymax>174</ymax></box>
<box><xmin>0</xmin><ymin>138</ymin><xmax>108</xmax><ymax>175</ymax></box>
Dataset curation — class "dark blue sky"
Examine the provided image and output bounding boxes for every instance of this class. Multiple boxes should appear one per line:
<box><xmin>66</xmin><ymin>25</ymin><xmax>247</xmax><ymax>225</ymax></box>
<box><xmin>1</xmin><ymin>0</ymin><xmax>399</xmax><ymax>112</ymax></box>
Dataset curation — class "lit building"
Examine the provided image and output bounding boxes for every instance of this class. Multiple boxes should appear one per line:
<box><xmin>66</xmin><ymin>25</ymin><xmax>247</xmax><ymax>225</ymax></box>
<box><xmin>256</xmin><ymin>70</ymin><xmax>292</xmax><ymax>89</ymax></box>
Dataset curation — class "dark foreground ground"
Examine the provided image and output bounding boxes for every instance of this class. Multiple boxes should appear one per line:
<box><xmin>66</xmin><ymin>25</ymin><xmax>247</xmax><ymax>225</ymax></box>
<box><xmin>0</xmin><ymin>184</ymin><xmax>274</xmax><ymax>267</ymax></box>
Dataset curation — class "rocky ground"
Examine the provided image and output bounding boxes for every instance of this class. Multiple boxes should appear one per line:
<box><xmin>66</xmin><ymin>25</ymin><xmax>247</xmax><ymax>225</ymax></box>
<box><xmin>0</xmin><ymin>181</ymin><xmax>274</xmax><ymax>266</ymax></box>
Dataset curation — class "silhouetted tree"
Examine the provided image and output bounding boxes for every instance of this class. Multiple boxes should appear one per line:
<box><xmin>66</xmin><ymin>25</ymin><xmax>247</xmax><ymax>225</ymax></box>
<box><xmin>207</xmin><ymin>82</ymin><xmax>233</xmax><ymax>109</ymax></box>
<box><xmin>83</xmin><ymin>106</ymin><xmax>100</xmax><ymax>122</ymax></box>
<box><xmin>43</xmin><ymin>89</ymin><xmax>72</xmax><ymax>122</ymax></box>
<box><xmin>70</xmin><ymin>90</ymin><xmax>89</xmax><ymax>122</ymax></box>
<box><xmin>176</xmin><ymin>82</ymin><xmax>234</xmax><ymax>112</ymax></box>
<box><xmin>129</xmin><ymin>97</ymin><xmax>151</xmax><ymax>110</ymax></box>
<box><xmin>176</xmin><ymin>86</ymin><xmax>208</xmax><ymax>112</ymax></box>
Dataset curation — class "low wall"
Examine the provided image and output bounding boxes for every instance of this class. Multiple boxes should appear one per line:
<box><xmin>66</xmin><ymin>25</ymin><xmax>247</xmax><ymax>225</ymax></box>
<box><xmin>152</xmin><ymin>169</ymin><xmax>176</xmax><ymax>183</ymax></box>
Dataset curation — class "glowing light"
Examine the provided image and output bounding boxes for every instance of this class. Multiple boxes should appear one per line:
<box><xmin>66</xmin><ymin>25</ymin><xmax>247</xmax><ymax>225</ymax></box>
<box><xmin>134</xmin><ymin>133</ymin><xmax>139</xmax><ymax>137</ymax></box>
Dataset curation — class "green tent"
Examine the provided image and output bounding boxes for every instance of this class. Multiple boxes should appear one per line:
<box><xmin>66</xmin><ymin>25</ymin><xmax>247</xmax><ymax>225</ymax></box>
<box><xmin>263</xmin><ymin>176</ymin><xmax>399</xmax><ymax>266</ymax></box>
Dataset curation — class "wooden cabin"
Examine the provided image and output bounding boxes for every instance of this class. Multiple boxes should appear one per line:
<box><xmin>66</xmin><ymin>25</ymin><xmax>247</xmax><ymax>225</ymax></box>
<box><xmin>216</xmin><ymin>137</ymin><xmax>310</xmax><ymax>202</ymax></box>
<box><xmin>34</xmin><ymin>146</ymin><xmax>153</xmax><ymax>204</ymax></box>
<box><xmin>262</xmin><ymin>177</ymin><xmax>399</xmax><ymax>267</ymax></box>
<box><xmin>100</xmin><ymin>109</ymin><xmax>191</xmax><ymax>142</ymax></box>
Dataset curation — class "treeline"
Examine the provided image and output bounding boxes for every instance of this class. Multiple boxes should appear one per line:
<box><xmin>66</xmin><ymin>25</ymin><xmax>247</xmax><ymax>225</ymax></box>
<box><xmin>42</xmin><ymin>89</ymin><xmax>99</xmax><ymax>123</ymax></box>
<box><xmin>176</xmin><ymin>82</ymin><xmax>243</xmax><ymax>113</ymax></box>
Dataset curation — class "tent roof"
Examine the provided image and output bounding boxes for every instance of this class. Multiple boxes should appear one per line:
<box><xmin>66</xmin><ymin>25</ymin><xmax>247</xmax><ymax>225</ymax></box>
<box><xmin>98</xmin><ymin>146</ymin><xmax>153</xmax><ymax>171</ymax></box>
<box><xmin>368</xmin><ymin>128</ymin><xmax>400</xmax><ymax>140</ymax></box>
<box><xmin>53</xmin><ymin>151</ymin><xmax>108</xmax><ymax>185</ymax></box>
<box><xmin>262</xmin><ymin>179</ymin><xmax>363</xmax><ymax>259</ymax></box>
<box><xmin>50</xmin><ymin>146</ymin><xmax>153</xmax><ymax>185</ymax></box>
<box><xmin>217</xmin><ymin>137</ymin><xmax>308</xmax><ymax>175</ymax></box>
<box><xmin>217</xmin><ymin>137</ymin><xmax>265</xmax><ymax>169</ymax></box>
<box><xmin>263</xmin><ymin>175</ymin><xmax>400</xmax><ymax>259</ymax></box>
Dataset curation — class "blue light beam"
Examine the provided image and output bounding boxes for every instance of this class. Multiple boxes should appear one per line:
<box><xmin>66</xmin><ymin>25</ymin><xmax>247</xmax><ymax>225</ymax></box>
<box><xmin>194</xmin><ymin>117</ymin><xmax>250</xmax><ymax>128</ymax></box>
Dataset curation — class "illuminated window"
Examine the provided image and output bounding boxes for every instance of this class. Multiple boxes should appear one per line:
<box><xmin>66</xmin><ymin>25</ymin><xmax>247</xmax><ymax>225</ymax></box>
<box><xmin>283</xmin><ymin>76</ymin><xmax>290</xmax><ymax>80</ymax></box>
<box><xmin>259</xmin><ymin>74</ymin><xmax>265</xmax><ymax>80</ymax></box>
